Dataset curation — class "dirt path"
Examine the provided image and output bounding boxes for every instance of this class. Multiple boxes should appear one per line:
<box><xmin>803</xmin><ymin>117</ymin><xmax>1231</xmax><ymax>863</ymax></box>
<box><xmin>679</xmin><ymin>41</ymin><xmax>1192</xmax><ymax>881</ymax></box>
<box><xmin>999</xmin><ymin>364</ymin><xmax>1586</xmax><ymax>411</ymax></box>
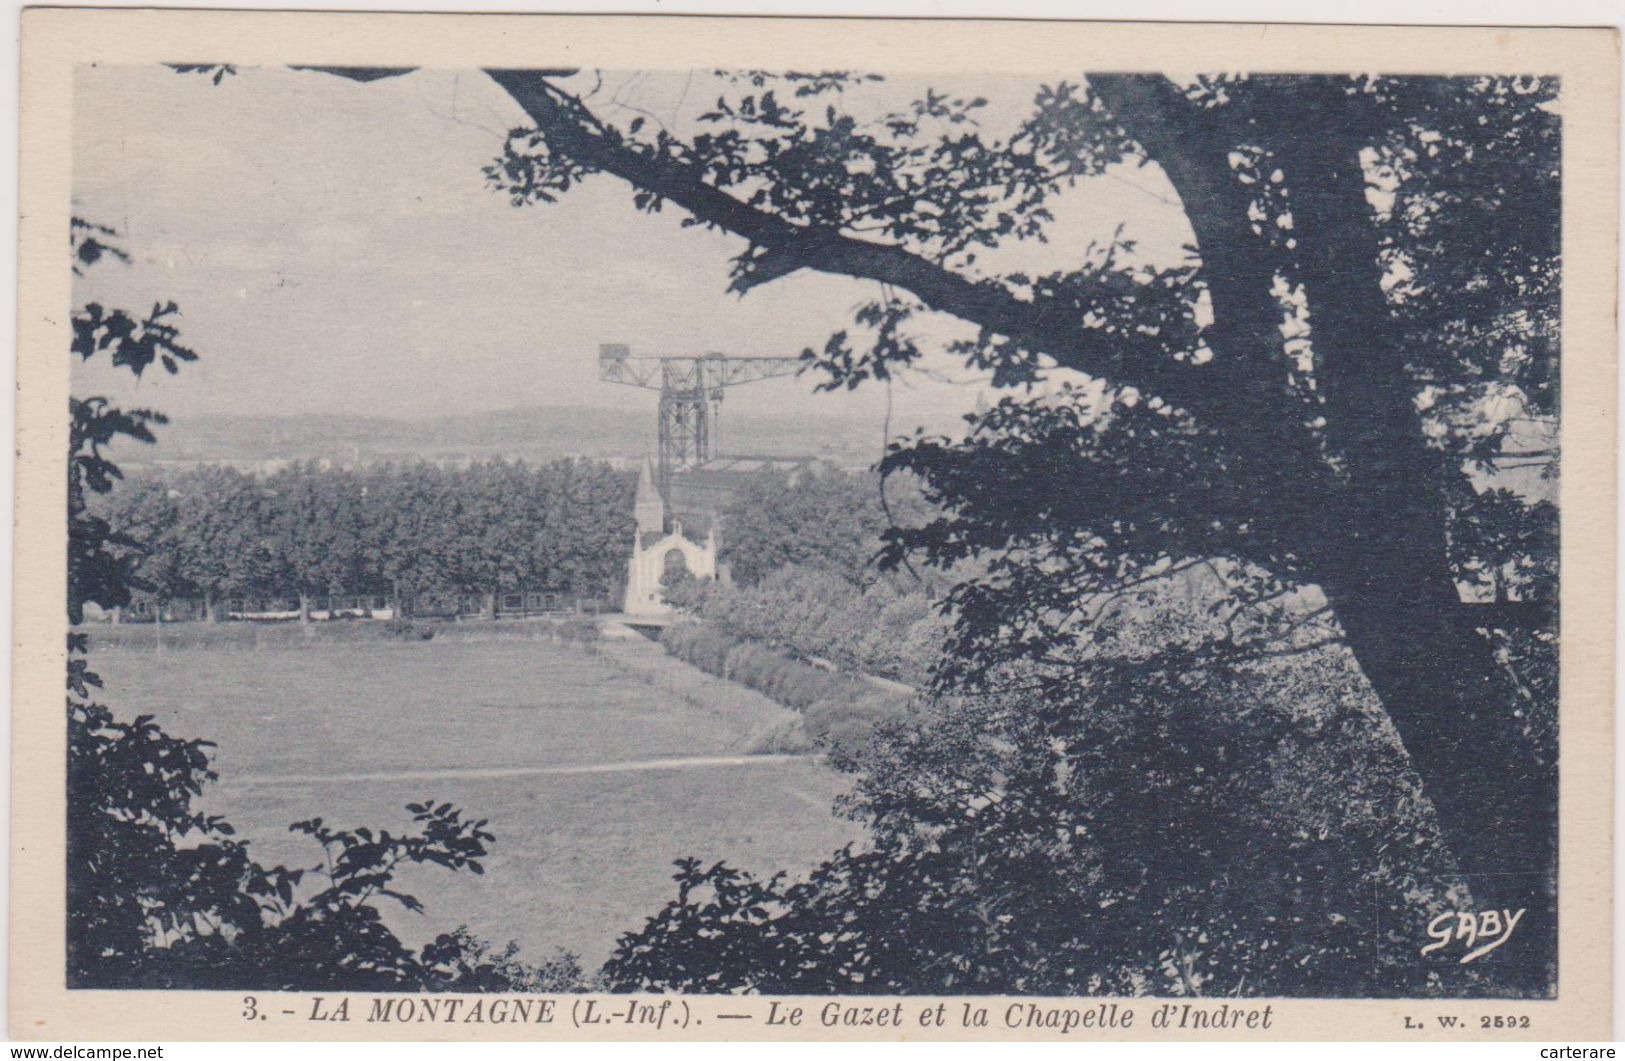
<box><xmin>227</xmin><ymin>753</ymin><xmax>819</xmax><ymax>788</ymax></box>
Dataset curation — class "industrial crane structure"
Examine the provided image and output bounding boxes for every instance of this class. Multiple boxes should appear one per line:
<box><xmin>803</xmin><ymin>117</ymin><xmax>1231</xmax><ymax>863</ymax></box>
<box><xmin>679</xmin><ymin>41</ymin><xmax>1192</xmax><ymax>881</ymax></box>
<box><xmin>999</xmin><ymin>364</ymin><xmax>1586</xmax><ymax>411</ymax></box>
<box><xmin>598</xmin><ymin>343</ymin><xmax>802</xmax><ymax>504</ymax></box>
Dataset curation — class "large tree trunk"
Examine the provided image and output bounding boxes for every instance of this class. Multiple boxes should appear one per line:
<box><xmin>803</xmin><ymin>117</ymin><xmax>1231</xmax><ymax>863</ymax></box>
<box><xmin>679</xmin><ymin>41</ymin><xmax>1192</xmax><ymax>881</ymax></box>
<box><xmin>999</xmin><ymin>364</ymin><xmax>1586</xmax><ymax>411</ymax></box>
<box><xmin>1097</xmin><ymin>77</ymin><xmax>1558</xmax><ymax>971</ymax></box>
<box><xmin>1272</xmin><ymin>84</ymin><xmax>1556</xmax><ymax>914</ymax></box>
<box><xmin>1320</xmin><ymin>534</ymin><xmax>1556</xmax><ymax>994</ymax></box>
<box><xmin>1321</xmin><ymin>547</ymin><xmax>1555</xmax><ymax>878</ymax></box>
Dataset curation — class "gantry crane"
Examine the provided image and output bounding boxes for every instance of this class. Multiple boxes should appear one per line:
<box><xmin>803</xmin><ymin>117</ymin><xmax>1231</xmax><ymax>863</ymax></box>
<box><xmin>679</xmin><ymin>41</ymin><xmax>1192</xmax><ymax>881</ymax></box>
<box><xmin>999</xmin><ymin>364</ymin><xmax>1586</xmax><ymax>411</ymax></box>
<box><xmin>598</xmin><ymin>343</ymin><xmax>802</xmax><ymax>503</ymax></box>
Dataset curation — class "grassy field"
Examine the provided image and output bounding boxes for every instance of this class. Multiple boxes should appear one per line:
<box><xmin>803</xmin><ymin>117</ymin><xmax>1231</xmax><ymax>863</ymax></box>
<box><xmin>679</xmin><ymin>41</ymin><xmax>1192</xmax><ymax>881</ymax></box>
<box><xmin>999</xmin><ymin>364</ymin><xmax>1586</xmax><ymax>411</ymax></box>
<box><xmin>86</xmin><ymin>624</ymin><xmax>862</xmax><ymax>969</ymax></box>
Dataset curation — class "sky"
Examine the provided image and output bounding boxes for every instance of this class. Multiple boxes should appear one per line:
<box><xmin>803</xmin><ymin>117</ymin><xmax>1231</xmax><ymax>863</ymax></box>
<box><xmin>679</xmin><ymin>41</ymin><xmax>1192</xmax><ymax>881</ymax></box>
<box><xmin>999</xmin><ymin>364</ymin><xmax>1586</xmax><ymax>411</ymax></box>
<box><xmin>70</xmin><ymin>64</ymin><xmax>1191</xmax><ymax>432</ymax></box>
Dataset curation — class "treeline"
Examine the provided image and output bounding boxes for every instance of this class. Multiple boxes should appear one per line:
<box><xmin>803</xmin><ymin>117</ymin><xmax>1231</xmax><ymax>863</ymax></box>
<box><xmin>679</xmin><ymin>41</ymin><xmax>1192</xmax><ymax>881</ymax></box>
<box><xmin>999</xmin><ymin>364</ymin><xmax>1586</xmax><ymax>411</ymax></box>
<box><xmin>95</xmin><ymin>459</ymin><xmax>636</xmax><ymax>617</ymax></box>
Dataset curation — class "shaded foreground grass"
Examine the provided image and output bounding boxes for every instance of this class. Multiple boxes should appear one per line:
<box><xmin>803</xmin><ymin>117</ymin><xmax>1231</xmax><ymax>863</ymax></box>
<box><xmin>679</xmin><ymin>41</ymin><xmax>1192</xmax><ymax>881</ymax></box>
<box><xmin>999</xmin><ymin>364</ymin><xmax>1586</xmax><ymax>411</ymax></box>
<box><xmin>88</xmin><ymin>628</ymin><xmax>862</xmax><ymax>967</ymax></box>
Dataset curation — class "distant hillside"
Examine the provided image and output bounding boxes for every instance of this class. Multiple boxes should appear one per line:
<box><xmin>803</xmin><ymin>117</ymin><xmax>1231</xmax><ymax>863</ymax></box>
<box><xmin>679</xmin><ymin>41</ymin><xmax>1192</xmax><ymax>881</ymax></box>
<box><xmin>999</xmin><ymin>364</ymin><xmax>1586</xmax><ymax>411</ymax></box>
<box><xmin>117</xmin><ymin>405</ymin><xmax>912</xmax><ymax>472</ymax></box>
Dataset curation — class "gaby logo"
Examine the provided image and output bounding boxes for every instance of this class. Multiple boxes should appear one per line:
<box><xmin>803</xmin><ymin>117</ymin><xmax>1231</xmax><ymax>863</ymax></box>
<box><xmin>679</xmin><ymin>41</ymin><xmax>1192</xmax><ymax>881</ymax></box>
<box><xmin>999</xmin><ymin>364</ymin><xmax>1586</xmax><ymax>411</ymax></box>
<box><xmin>1420</xmin><ymin>909</ymin><xmax>1527</xmax><ymax>964</ymax></box>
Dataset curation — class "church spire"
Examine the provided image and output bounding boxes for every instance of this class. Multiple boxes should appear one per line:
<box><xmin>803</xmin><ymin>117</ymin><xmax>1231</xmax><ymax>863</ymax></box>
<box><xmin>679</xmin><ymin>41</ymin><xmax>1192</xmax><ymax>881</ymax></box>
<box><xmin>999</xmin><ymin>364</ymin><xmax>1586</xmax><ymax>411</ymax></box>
<box><xmin>634</xmin><ymin>456</ymin><xmax>664</xmax><ymax>538</ymax></box>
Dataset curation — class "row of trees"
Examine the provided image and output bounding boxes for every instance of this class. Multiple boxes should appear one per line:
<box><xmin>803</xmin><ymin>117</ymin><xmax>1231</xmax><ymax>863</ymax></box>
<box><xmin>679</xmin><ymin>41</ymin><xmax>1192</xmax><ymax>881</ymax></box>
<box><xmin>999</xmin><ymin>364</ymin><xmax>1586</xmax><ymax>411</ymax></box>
<box><xmin>95</xmin><ymin>459</ymin><xmax>636</xmax><ymax>618</ymax></box>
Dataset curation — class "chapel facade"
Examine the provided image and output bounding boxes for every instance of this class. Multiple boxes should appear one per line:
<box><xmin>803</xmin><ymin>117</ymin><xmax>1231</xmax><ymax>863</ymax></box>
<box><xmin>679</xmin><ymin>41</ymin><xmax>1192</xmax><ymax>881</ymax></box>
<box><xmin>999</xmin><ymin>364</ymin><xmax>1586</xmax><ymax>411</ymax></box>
<box><xmin>623</xmin><ymin>458</ymin><xmax>717</xmax><ymax>616</ymax></box>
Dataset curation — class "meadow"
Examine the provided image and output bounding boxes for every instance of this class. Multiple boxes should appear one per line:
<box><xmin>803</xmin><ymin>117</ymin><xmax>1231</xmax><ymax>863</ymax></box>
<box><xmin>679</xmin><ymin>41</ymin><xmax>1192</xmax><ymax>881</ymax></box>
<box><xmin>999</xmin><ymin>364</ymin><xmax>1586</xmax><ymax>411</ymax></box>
<box><xmin>84</xmin><ymin>622</ymin><xmax>862</xmax><ymax>969</ymax></box>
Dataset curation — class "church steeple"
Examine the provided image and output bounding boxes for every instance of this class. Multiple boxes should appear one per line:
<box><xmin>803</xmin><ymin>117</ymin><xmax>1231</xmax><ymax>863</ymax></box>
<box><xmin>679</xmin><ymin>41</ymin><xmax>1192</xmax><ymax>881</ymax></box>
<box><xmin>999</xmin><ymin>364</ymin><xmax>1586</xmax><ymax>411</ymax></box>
<box><xmin>633</xmin><ymin>457</ymin><xmax>664</xmax><ymax>539</ymax></box>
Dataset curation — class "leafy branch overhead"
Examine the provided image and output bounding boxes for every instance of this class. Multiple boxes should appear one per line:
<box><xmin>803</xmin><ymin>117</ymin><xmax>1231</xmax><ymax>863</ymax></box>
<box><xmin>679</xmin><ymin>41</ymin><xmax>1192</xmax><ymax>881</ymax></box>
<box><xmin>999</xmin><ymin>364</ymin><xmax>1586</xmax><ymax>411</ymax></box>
<box><xmin>67</xmin><ymin>220</ymin><xmax>201</xmax><ymax>622</ymax></box>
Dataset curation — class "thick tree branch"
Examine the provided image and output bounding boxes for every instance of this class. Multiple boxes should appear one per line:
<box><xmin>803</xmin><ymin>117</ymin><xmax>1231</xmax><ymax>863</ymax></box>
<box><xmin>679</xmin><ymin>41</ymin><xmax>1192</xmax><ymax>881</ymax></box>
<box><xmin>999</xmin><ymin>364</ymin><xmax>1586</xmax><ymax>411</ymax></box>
<box><xmin>1087</xmin><ymin>77</ymin><xmax>1292</xmax><ymax>393</ymax></box>
<box><xmin>1262</xmin><ymin>85</ymin><xmax>1429</xmax><ymax>479</ymax></box>
<box><xmin>484</xmin><ymin>68</ymin><xmax>1215</xmax><ymax>417</ymax></box>
<box><xmin>1086</xmin><ymin>74</ymin><xmax>1336</xmax><ymax>557</ymax></box>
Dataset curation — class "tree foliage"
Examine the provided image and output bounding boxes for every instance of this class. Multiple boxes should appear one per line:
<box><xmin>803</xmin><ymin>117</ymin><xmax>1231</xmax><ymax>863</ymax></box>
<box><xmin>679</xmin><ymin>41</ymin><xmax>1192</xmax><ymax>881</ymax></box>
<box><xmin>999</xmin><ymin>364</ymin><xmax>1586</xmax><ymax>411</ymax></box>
<box><xmin>660</xmin><ymin>618</ymin><xmax>910</xmax><ymax>761</ymax></box>
<box><xmin>715</xmin><ymin>465</ymin><xmax>931</xmax><ymax>589</ymax></box>
<box><xmin>688</xmin><ymin>564</ymin><xmax>943</xmax><ymax>688</ymax></box>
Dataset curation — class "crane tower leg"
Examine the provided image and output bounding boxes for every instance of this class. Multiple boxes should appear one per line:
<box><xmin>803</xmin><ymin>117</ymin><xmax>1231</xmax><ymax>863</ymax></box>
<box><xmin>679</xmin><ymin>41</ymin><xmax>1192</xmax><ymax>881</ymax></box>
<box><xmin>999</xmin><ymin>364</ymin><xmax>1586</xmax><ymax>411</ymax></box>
<box><xmin>656</xmin><ymin>391</ymin><xmax>709</xmax><ymax>504</ymax></box>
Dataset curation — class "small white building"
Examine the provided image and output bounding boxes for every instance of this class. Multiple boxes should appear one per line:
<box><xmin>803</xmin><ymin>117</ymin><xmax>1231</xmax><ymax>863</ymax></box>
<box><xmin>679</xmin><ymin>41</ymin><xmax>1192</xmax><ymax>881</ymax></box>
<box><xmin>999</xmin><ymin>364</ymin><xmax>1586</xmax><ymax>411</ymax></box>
<box><xmin>623</xmin><ymin>459</ymin><xmax>717</xmax><ymax>616</ymax></box>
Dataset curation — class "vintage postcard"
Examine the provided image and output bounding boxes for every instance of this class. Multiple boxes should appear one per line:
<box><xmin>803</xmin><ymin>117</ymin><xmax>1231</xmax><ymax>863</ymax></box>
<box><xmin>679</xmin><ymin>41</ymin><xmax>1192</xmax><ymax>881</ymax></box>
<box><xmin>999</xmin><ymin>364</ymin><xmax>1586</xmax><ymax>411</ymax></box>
<box><xmin>11</xmin><ymin>9</ymin><xmax>1618</xmax><ymax>1042</ymax></box>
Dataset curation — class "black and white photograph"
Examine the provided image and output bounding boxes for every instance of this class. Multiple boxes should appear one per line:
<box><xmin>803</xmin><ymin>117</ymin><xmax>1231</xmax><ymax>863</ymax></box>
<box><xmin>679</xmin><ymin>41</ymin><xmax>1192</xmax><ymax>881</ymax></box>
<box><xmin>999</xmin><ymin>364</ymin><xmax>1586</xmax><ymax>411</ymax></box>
<box><xmin>14</xmin><ymin>8</ymin><xmax>1618</xmax><ymax>1043</ymax></box>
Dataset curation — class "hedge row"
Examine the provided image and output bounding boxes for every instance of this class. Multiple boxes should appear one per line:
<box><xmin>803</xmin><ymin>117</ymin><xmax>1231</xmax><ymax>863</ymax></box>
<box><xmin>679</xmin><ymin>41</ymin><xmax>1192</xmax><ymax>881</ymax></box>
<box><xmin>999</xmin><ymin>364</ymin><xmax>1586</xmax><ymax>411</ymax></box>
<box><xmin>660</xmin><ymin>622</ymin><xmax>909</xmax><ymax>758</ymax></box>
<box><xmin>662</xmin><ymin>623</ymin><xmax>848</xmax><ymax>709</ymax></box>
<box><xmin>691</xmin><ymin>565</ymin><xmax>946</xmax><ymax>688</ymax></box>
